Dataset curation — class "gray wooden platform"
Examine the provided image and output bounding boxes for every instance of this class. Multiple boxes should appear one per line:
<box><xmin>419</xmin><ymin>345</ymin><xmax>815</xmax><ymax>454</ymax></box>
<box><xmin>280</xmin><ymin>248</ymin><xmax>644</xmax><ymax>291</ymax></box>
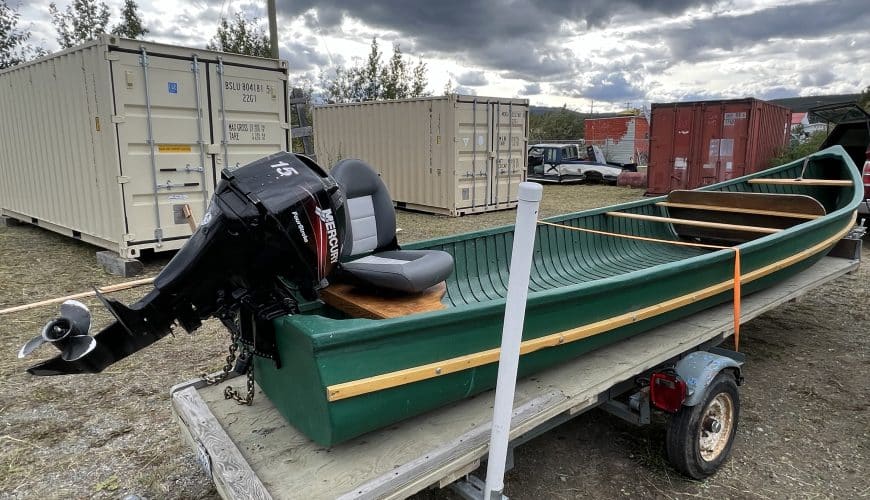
<box><xmin>170</xmin><ymin>256</ymin><xmax>859</xmax><ymax>500</ymax></box>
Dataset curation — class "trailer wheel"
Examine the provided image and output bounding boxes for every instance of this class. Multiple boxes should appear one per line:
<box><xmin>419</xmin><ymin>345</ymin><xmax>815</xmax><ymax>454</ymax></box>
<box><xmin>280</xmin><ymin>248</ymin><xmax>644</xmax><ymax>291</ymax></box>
<box><xmin>666</xmin><ymin>372</ymin><xmax>739</xmax><ymax>479</ymax></box>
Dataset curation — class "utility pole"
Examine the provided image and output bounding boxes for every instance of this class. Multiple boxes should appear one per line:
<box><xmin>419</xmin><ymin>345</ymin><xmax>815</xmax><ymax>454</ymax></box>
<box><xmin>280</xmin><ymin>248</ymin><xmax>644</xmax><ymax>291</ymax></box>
<box><xmin>267</xmin><ymin>0</ymin><xmax>279</xmax><ymax>59</ymax></box>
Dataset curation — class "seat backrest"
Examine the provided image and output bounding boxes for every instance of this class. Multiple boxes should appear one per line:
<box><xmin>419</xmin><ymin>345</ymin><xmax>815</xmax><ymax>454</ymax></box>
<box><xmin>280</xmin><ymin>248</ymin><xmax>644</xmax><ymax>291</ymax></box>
<box><xmin>330</xmin><ymin>159</ymin><xmax>397</xmax><ymax>257</ymax></box>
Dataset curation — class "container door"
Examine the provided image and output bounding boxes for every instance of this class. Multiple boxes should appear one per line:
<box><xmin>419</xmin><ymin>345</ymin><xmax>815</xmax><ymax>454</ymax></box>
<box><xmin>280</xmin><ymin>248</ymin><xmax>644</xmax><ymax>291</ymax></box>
<box><xmin>692</xmin><ymin>105</ymin><xmax>724</xmax><ymax>188</ymax></box>
<box><xmin>491</xmin><ymin>101</ymin><xmax>525</xmax><ymax>206</ymax></box>
<box><xmin>455</xmin><ymin>99</ymin><xmax>490</xmax><ymax>210</ymax></box>
<box><xmin>111</xmin><ymin>50</ymin><xmax>214</xmax><ymax>248</ymax></box>
<box><xmin>719</xmin><ymin>103</ymin><xmax>750</xmax><ymax>181</ymax></box>
<box><xmin>668</xmin><ymin>107</ymin><xmax>694</xmax><ymax>191</ymax></box>
<box><xmin>207</xmin><ymin>59</ymin><xmax>289</xmax><ymax>172</ymax></box>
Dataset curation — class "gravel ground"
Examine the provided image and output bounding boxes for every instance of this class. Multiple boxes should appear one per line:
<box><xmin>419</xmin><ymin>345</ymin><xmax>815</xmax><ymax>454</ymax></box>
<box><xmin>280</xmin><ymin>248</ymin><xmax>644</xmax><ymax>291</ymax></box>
<box><xmin>1</xmin><ymin>183</ymin><xmax>867</xmax><ymax>500</ymax></box>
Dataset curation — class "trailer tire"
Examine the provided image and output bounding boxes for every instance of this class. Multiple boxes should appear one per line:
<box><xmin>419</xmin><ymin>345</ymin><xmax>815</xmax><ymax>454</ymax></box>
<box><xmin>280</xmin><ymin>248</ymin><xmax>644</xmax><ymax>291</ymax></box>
<box><xmin>666</xmin><ymin>372</ymin><xmax>739</xmax><ymax>479</ymax></box>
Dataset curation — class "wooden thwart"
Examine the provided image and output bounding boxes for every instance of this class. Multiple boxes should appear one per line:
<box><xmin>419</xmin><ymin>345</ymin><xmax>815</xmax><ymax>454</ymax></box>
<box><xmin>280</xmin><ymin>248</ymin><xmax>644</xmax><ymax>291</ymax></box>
<box><xmin>656</xmin><ymin>202</ymin><xmax>821</xmax><ymax>220</ymax></box>
<box><xmin>320</xmin><ymin>281</ymin><xmax>447</xmax><ymax>319</ymax></box>
<box><xmin>747</xmin><ymin>178</ymin><xmax>853</xmax><ymax>186</ymax></box>
<box><xmin>606</xmin><ymin>211</ymin><xmax>781</xmax><ymax>234</ymax></box>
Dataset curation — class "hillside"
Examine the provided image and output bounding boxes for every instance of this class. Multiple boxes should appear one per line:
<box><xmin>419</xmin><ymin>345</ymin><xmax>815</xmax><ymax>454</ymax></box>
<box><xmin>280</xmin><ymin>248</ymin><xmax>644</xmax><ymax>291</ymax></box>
<box><xmin>529</xmin><ymin>105</ymin><xmax>622</xmax><ymax>119</ymax></box>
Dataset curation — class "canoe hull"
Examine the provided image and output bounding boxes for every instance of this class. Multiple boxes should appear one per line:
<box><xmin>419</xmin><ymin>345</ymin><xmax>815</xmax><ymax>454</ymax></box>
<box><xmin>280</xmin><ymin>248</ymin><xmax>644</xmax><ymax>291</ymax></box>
<box><xmin>255</xmin><ymin>147</ymin><xmax>860</xmax><ymax>447</ymax></box>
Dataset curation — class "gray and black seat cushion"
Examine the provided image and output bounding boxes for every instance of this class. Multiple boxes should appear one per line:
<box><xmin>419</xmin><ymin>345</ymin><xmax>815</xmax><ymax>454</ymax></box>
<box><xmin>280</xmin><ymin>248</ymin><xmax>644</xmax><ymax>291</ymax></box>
<box><xmin>330</xmin><ymin>159</ymin><xmax>454</xmax><ymax>293</ymax></box>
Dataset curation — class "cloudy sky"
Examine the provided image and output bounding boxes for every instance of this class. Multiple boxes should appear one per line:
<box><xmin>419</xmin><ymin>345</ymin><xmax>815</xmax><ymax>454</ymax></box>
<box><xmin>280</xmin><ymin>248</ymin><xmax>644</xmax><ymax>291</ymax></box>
<box><xmin>17</xmin><ymin>0</ymin><xmax>870</xmax><ymax>111</ymax></box>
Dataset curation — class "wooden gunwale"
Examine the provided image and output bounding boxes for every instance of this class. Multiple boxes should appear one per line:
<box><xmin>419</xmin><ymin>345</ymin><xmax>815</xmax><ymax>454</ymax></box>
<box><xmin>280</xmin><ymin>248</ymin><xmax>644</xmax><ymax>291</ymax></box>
<box><xmin>747</xmin><ymin>179</ymin><xmax>853</xmax><ymax>186</ymax></box>
<box><xmin>655</xmin><ymin>202</ymin><xmax>821</xmax><ymax>220</ymax></box>
<box><xmin>606</xmin><ymin>211</ymin><xmax>781</xmax><ymax>234</ymax></box>
<box><xmin>324</xmin><ymin>215</ymin><xmax>854</xmax><ymax>402</ymax></box>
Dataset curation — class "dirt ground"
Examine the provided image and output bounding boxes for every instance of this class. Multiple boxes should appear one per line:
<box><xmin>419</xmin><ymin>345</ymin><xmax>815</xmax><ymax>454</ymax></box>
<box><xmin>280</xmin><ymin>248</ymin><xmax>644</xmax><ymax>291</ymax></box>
<box><xmin>0</xmin><ymin>183</ymin><xmax>867</xmax><ymax>499</ymax></box>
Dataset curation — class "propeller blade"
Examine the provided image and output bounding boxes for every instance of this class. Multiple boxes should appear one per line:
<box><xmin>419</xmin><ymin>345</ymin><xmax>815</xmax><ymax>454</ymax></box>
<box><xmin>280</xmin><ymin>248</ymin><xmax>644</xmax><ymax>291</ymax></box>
<box><xmin>60</xmin><ymin>335</ymin><xmax>97</xmax><ymax>362</ymax></box>
<box><xmin>59</xmin><ymin>299</ymin><xmax>91</xmax><ymax>335</ymax></box>
<box><xmin>18</xmin><ymin>335</ymin><xmax>47</xmax><ymax>359</ymax></box>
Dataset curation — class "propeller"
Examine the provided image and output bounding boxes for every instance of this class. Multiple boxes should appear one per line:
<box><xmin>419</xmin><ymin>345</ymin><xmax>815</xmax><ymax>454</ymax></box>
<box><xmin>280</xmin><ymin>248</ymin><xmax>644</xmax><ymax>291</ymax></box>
<box><xmin>18</xmin><ymin>300</ymin><xmax>97</xmax><ymax>362</ymax></box>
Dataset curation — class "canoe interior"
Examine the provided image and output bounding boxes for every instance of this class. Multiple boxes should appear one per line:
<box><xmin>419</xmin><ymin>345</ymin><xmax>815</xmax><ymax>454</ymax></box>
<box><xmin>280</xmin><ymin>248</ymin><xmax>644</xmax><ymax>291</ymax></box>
<box><xmin>254</xmin><ymin>147</ymin><xmax>860</xmax><ymax>447</ymax></box>
<box><xmin>318</xmin><ymin>151</ymin><xmax>854</xmax><ymax>313</ymax></box>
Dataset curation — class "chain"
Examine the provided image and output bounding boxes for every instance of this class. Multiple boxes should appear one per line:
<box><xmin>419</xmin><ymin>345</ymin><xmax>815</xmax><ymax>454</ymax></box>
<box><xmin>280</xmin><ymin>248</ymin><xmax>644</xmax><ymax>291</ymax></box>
<box><xmin>201</xmin><ymin>330</ymin><xmax>239</xmax><ymax>385</ymax></box>
<box><xmin>223</xmin><ymin>350</ymin><xmax>255</xmax><ymax>405</ymax></box>
<box><xmin>202</xmin><ymin>309</ymin><xmax>255</xmax><ymax>405</ymax></box>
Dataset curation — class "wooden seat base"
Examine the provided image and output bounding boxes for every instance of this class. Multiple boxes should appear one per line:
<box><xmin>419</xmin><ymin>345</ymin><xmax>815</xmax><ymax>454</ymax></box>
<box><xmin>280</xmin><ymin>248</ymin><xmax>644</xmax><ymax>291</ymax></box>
<box><xmin>320</xmin><ymin>281</ymin><xmax>447</xmax><ymax>319</ymax></box>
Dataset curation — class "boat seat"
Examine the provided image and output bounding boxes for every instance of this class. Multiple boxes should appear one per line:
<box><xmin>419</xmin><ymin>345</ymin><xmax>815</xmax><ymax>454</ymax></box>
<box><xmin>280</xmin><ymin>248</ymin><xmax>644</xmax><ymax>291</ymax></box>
<box><xmin>330</xmin><ymin>159</ymin><xmax>454</xmax><ymax>293</ymax></box>
<box><xmin>657</xmin><ymin>190</ymin><xmax>826</xmax><ymax>244</ymax></box>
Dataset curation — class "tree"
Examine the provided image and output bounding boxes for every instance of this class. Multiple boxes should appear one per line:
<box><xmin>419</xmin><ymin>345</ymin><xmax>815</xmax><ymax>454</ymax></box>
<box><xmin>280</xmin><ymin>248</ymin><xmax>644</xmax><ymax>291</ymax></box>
<box><xmin>528</xmin><ymin>107</ymin><xmax>585</xmax><ymax>141</ymax></box>
<box><xmin>111</xmin><ymin>0</ymin><xmax>147</xmax><ymax>39</ymax></box>
<box><xmin>321</xmin><ymin>38</ymin><xmax>430</xmax><ymax>103</ymax></box>
<box><xmin>860</xmin><ymin>85</ymin><xmax>870</xmax><ymax>113</ymax></box>
<box><xmin>769</xmin><ymin>130</ymin><xmax>828</xmax><ymax>166</ymax></box>
<box><xmin>207</xmin><ymin>12</ymin><xmax>272</xmax><ymax>58</ymax></box>
<box><xmin>443</xmin><ymin>79</ymin><xmax>454</xmax><ymax>96</ymax></box>
<box><xmin>49</xmin><ymin>0</ymin><xmax>110</xmax><ymax>49</ymax></box>
<box><xmin>0</xmin><ymin>1</ymin><xmax>45</xmax><ymax>69</ymax></box>
<box><xmin>361</xmin><ymin>37</ymin><xmax>382</xmax><ymax>100</ymax></box>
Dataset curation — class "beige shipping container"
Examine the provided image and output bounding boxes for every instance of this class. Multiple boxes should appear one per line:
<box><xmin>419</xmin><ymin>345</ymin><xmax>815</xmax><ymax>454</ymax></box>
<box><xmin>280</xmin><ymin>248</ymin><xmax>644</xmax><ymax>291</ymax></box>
<box><xmin>313</xmin><ymin>94</ymin><xmax>528</xmax><ymax>216</ymax></box>
<box><xmin>0</xmin><ymin>35</ymin><xmax>289</xmax><ymax>258</ymax></box>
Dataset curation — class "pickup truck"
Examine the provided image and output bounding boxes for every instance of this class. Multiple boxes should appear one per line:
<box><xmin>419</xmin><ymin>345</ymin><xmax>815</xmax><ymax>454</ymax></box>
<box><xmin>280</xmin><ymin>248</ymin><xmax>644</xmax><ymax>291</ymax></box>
<box><xmin>810</xmin><ymin>102</ymin><xmax>870</xmax><ymax>215</ymax></box>
<box><xmin>527</xmin><ymin>143</ymin><xmax>630</xmax><ymax>184</ymax></box>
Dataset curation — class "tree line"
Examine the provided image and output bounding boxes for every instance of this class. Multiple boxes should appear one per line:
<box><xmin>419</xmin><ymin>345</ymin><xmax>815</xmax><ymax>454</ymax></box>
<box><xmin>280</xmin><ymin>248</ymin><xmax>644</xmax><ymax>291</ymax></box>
<box><xmin>1</xmin><ymin>1</ymin><xmax>430</xmax><ymax>103</ymax></box>
<box><xmin>1</xmin><ymin>0</ymin><xmax>147</xmax><ymax>69</ymax></box>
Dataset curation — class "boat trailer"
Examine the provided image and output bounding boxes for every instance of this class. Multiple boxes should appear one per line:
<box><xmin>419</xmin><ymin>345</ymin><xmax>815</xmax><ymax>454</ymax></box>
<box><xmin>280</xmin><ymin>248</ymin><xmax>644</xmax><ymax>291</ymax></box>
<box><xmin>170</xmin><ymin>219</ymin><xmax>862</xmax><ymax>499</ymax></box>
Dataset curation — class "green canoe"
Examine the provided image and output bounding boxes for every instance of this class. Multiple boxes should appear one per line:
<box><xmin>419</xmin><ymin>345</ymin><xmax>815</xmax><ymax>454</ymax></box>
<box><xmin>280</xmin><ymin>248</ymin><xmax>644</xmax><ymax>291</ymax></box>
<box><xmin>254</xmin><ymin>146</ymin><xmax>862</xmax><ymax>447</ymax></box>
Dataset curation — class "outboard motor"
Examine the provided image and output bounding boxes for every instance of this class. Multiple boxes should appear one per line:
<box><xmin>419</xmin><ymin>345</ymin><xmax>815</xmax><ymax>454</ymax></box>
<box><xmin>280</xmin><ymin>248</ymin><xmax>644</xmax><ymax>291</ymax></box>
<box><xmin>20</xmin><ymin>152</ymin><xmax>346</xmax><ymax>376</ymax></box>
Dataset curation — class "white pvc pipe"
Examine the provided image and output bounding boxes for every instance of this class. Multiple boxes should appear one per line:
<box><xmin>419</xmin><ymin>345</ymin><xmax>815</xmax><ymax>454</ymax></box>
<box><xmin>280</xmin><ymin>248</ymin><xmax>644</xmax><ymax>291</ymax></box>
<box><xmin>483</xmin><ymin>182</ymin><xmax>543</xmax><ymax>500</ymax></box>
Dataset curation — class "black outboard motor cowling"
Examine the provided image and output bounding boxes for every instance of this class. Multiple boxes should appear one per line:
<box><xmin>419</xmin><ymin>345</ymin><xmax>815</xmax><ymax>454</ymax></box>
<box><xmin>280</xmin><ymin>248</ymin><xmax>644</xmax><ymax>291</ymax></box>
<box><xmin>24</xmin><ymin>152</ymin><xmax>346</xmax><ymax>376</ymax></box>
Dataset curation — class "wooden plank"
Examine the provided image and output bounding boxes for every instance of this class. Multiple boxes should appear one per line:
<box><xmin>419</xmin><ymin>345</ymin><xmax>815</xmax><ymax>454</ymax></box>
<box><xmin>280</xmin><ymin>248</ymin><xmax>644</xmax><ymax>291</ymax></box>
<box><xmin>666</xmin><ymin>190</ymin><xmax>826</xmax><ymax>216</ymax></box>
<box><xmin>320</xmin><ymin>281</ymin><xmax>447</xmax><ymax>319</ymax></box>
<box><xmin>747</xmin><ymin>178</ymin><xmax>853</xmax><ymax>186</ymax></box>
<box><xmin>174</xmin><ymin>255</ymin><xmax>857</xmax><ymax>500</ymax></box>
<box><xmin>656</xmin><ymin>202</ymin><xmax>821</xmax><ymax>220</ymax></box>
<box><xmin>0</xmin><ymin>277</ymin><xmax>155</xmax><ymax>315</ymax></box>
<box><xmin>171</xmin><ymin>387</ymin><xmax>272</xmax><ymax>500</ymax></box>
<box><xmin>291</xmin><ymin>126</ymin><xmax>313</xmax><ymax>138</ymax></box>
<box><xmin>606</xmin><ymin>211</ymin><xmax>781</xmax><ymax>234</ymax></box>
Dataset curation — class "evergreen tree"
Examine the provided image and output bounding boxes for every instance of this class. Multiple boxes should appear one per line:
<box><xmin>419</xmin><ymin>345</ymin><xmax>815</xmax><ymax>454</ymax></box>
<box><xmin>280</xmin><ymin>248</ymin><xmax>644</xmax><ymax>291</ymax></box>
<box><xmin>207</xmin><ymin>12</ymin><xmax>272</xmax><ymax>58</ymax></box>
<box><xmin>322</xmin><ymin>38</ymin><xmax>429</xmax><ymax>103</ymax></box>
<box><xmin>111</xmin><ymin>0</ymin><xmax>147</xmax><ymax>39</ymax></box>
<box><xmin>49</xmin><ymin>0</ymin><xmax>110</xmax><ymax>49</ymax></box>
<box><xmin>0</xmin><ymin>1</ymin><xmax>45</xmax><ymax>69</ymax></box>
<box><xmin>411</xmin><ymin>59</ymin><xmax>427</xmax><ymax>98</ymax></box>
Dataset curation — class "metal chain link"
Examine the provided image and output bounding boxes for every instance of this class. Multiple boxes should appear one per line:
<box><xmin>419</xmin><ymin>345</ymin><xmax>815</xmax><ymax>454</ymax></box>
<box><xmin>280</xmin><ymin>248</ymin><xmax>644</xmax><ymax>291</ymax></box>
<box><xmin>202</xmin><ymin>311</ymin><xmax>256</xmax><ymax>406</ymax></box>
<box><xmin>223</xmin><ymin>357</ymin><xmax>255</xmax><ymax>406</ymax></box>
<box><xmin>201</xmin><ymin>330</ymin><xmax>239</xmax><ymax>385</ymax></box>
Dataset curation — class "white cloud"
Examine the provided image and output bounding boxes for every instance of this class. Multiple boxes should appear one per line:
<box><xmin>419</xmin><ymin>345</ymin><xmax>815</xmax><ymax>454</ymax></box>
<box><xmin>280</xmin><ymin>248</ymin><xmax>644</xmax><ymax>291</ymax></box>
<box><xmin>13</xmin><ymin>0</ymin><xmax>869</xmax><ymax>111</ymax></box>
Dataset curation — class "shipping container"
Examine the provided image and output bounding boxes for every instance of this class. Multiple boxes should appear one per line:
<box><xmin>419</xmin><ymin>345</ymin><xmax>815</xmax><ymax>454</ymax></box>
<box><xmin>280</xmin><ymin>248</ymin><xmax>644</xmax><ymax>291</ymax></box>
<box><xmin>0</xmin><ymin>35</ymin><xmax>289</xmax><ymax>258</ymax></box>
<box><xmin>647</xmin><ymin>98</ymin><xmax>790</xmax><ymax>195</ymax></box>
<box><xmin>584</xmin><ymin>115</ymin><xmax>649</xmax><ymax>165</ymax></box>
<box><xmin>313</xmin><ymin>95</ymin><xmax>528</xmax><ymax>216</ymax></box>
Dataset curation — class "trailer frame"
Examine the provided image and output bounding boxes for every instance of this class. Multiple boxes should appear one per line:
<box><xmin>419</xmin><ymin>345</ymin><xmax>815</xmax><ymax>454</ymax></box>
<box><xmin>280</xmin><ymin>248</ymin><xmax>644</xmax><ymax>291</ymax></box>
<box><xmin>170</xmin><ymin>253</ymin><xmax>859</xmax><ymax>500</ymax></box>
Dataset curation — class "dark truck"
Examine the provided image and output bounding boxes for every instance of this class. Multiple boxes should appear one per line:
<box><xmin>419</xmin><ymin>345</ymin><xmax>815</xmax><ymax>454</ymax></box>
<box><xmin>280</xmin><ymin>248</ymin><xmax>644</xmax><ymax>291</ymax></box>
<box><xmin>810</xmin><ymin>103</ymin><xmax>870</xmax><ymax>215</ymax></box>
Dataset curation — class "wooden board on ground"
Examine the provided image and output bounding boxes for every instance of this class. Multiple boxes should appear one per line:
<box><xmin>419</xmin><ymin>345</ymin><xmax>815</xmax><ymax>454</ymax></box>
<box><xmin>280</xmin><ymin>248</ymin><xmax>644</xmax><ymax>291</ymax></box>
<box><xmin>171</xmin><ymin>256</ymin><xmax>858</xmax><ymax>500</ymax></box>
<box><xmin>320</xmin><ymin>281</ymin><xmax>447</xmax><ymax>319</ymax></box>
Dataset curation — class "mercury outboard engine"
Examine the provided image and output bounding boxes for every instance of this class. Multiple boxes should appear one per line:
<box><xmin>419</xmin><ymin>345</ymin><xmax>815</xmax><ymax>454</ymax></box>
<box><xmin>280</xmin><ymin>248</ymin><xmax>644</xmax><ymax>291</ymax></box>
<box><xmin>20</xmin><ymin>152</ymin><xmax>345</xmax><ymax>376</ymax></box>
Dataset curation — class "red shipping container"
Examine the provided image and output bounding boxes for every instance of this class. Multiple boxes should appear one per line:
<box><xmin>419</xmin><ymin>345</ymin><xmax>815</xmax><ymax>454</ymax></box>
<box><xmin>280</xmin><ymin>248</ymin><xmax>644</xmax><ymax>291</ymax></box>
<box><xmin>585</xmin><ymin>115</ymin><xmax>650</xmax><ymax>165</ymax></box>
<box><xmin>647</xmin><ymin>98</ymin><xmax>791</xmax><ymax>195</ymax></box>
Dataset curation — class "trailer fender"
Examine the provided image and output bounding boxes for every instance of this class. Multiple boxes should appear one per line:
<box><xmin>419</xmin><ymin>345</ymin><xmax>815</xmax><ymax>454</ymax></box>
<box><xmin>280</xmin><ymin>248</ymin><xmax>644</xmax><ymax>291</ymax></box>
<box><xmin>675</xmin><ymin>349</ymin><xmax>745</xmax><ymax>407</ymax></box>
